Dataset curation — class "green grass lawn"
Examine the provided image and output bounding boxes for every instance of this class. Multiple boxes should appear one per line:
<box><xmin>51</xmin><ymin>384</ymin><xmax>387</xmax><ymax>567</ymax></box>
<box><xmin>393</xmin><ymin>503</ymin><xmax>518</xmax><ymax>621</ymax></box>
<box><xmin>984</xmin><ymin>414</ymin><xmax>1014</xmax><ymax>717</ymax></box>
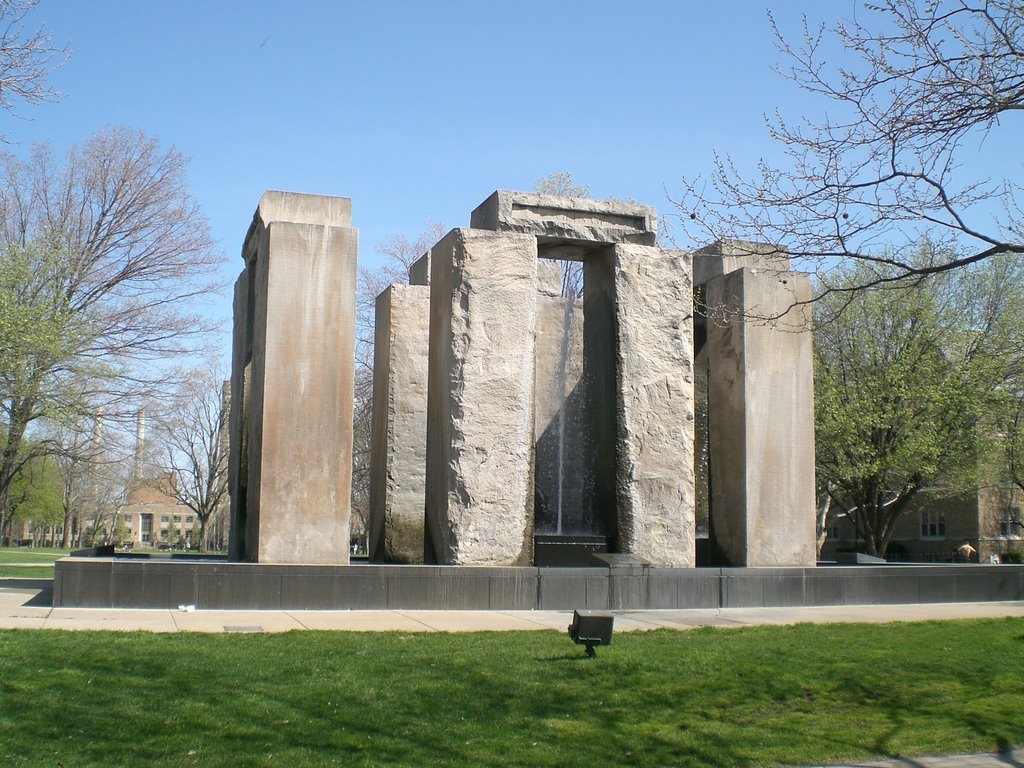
<box><xmin>0</xmin><ymin>619</ymin><xmax>1022</xmax><ymax>767</ymax></box>
<box><xmin>0</xmin><ymin>547</ymin><xmax>68</xmax><ymax>563</ymax></box>
<box><xmin>0</xmin><ymin>565</ymin><xmax>54</xmax><ymax>577</ymax></box>
<box><xmin>0</xmin><ymin>548</ymin><xmax>66</xmax><ymax>577</ymax></box>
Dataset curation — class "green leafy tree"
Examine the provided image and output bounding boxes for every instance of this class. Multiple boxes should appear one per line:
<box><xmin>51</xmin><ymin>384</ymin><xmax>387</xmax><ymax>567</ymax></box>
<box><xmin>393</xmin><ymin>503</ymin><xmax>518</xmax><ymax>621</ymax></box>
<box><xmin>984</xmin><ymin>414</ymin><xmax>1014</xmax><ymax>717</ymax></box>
<box><xmin>164</xmin><ymin>518</ymin><xmax>179</xmax><ymax>548</ymax></box>
<box><xmin>815</xmin><ymin>248</ymin><xmax>1024</xmax><ymax>556</ymax></box>
<box><xmin>6</xmin><ymin>452</ymin><xmax>62</xmax><ymax>543</ymax></box>
<box><xmin>0</xmin><ymin>127</ymin><xmax>221</xmax><ymax>536</ymax></box>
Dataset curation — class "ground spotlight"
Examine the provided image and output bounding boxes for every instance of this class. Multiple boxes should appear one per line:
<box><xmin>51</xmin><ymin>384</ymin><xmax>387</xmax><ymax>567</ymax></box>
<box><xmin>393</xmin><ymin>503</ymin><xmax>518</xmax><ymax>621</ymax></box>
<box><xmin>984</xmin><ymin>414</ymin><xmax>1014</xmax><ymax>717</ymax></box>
<box><xmin>567</xmin><ymin>610</ymin><xmax>614</xmax><ymax>658</ymax></box>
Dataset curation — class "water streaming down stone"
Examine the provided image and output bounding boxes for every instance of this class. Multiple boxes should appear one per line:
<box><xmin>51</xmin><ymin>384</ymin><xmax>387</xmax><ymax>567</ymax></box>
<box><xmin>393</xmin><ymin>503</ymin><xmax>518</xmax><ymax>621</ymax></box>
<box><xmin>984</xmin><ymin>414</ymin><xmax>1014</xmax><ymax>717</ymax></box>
<box><xmin>533</xmin><ymin>259</ymin><xmax>593</xmax><ymax>537</ymax></box>
<box><xmin>554</xmin><ymin>289</ymin><xmax>571</xmax><ymax>533</ymax></box>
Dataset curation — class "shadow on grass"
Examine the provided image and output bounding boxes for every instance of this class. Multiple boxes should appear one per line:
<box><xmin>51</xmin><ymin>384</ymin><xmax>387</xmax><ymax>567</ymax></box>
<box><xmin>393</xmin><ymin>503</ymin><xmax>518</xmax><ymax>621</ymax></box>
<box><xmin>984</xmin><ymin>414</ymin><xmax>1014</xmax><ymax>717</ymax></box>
<box><xmin>1</xmin><ymin>621</ymin><xmax>1023</xmax><ymax>767</ymax></box>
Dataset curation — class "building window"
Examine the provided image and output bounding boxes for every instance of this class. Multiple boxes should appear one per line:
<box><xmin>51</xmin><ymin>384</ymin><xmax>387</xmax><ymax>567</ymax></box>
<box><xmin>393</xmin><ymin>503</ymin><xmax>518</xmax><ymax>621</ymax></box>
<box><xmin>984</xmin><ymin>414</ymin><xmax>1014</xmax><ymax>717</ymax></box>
<box><xmin>999</xmin><ymin>512</ymin><xmax>1022</xmax><ymax>537</ymax></box>
<box><xmin>186</xmin><ymin>515</ymin><xmax>193</xmax><ymax>523</ymax></box>
<box><xmin>921</xmin><ymin>510</ymin><xmax>946</xmax><ymax>539</ymax></box>
<box><xmin>174</xmin><ymin>515</ymin><xmax>181</xmax><ymax>523</ymax></box>
<box><xmin>161</xmin><ymin>515</ymin><xmax>170</xmax><ymax>523</ymax></box>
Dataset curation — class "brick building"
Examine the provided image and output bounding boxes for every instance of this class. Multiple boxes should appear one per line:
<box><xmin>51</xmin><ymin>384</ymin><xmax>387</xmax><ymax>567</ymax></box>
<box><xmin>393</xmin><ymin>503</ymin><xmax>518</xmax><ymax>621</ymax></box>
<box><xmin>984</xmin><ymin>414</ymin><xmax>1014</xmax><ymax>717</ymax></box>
<box><xmin>119</xmin><ymin>474</ymin><xmax>197</xmax><ymax>548</ymax></box>
<box><xmin>820</xmin><ymin>485</ymin><xmax>1024</xmax><ymax>563</ymax></box>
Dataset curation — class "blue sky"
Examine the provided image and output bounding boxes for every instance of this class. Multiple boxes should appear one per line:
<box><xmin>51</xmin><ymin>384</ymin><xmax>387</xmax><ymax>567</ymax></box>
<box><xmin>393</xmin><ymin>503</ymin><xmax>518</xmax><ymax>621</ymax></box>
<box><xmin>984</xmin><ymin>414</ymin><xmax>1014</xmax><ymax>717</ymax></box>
<box><xmin>6</xmin><ymin>0</ymin><xmax>857</xmax><ymax>354</ymax></box>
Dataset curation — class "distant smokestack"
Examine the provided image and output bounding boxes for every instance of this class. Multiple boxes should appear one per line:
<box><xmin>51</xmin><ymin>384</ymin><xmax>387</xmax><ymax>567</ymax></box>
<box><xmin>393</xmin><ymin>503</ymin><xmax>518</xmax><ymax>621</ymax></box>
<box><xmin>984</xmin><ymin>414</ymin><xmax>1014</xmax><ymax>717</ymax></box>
<box><xmin>134</xmin><ymin>408</ymin><xmax>146</xmax><ymax>479</ymax></box>
<box><xmin>91</xmin><ymin>408</ymin><xmax>104</xmax><ymax>446</ymax></box>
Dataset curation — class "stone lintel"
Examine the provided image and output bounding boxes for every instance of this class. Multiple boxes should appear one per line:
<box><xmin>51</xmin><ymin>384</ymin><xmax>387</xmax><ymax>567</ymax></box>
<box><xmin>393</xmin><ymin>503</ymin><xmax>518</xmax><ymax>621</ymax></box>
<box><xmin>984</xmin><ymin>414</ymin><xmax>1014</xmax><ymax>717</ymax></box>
<box><xmin>693</xmin><ymin>239</ymin><xmax>790</xmax><ymax>287</ymax></box>
<box><xmin>470</xmin><ymin>190</ymin><xmax>657</xmax><ymax>246</ymax></box>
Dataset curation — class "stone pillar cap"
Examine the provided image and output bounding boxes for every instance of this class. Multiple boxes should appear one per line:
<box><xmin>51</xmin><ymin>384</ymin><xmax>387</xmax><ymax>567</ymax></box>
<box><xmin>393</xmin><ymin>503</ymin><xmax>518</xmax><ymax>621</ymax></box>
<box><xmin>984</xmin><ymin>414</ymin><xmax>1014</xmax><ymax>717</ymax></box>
<box><xmin>243</xmin><ymin>190</ymin><xmax>353</xmax><ymax>262</ymax></box>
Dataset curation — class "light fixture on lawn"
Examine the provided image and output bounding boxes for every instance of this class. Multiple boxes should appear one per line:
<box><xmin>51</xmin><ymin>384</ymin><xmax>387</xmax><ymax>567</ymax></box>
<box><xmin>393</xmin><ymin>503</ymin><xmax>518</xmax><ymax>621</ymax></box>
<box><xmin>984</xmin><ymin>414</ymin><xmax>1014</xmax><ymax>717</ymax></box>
<box><xmin>567</xmin><ymin>610</ymin><xmax>614</xmax><ymax>658</ymax></box>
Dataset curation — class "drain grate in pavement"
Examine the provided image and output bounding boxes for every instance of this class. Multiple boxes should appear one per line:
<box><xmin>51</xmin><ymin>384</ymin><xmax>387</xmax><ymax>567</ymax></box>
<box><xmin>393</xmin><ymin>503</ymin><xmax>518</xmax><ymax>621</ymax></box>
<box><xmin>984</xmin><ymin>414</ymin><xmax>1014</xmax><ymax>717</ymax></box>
<box><xmin>223</xmin><ymin>625</ymin><xmax>264</xmax><ymax>633</ymax></box>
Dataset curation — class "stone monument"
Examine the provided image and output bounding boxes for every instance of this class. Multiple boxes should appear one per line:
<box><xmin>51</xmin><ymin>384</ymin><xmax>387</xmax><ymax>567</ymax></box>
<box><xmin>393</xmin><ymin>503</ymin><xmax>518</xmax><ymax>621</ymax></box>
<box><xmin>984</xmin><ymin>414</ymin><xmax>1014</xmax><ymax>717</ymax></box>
<box><xmin>695</xmin><ymin>240</ymin><xmax>816</xmax><ymax>566</ymax></box>
<box><xmin>227</xmin><ymin>191</ymin><xmax>357</xmax><ymax>564</ymax></box>
<box><xmin>228</xmin><ymin>188</ymin><xmax>815</xmax><ymax>569</ymax></box>
<box><xmin>368</xmin><ymin>192</ymin><xmax>816</xmax><ymax>568</ymax></box>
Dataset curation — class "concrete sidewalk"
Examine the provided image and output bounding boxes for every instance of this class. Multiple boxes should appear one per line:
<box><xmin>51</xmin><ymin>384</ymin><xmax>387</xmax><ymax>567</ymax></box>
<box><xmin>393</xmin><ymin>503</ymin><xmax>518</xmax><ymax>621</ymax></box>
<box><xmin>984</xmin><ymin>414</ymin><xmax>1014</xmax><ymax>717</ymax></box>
<box><xmin>799</xmin><ymin>751</ymin><xmax>1024</xmax><ymax>768</ymax></box>
<box><xmin>3</xmin><ymin>577</ymin><xmax>1024</xmax><ymax>634</ymax></box>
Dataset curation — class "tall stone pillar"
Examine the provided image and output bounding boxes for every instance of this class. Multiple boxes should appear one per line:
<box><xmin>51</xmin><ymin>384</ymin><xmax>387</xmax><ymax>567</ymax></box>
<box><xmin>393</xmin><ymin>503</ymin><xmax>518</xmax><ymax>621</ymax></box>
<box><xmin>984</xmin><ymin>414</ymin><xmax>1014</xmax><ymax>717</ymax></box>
<box><xmin>368</xmin><ymin>283</ymin><xmax>431</xmax><ymax>563</ymax></box>
<box><xmin>228</xmin><ymin>191</ymin><xmax>357</xmax><ymax>564</ymax></box>
<box><xmin>704</xmin><ymin>266</ymin><xmax>816</xmax><ymax>566</ymax></box>
<box><xmin>424</xmin><ymin>228</ymin><xmax>539</xmax><ymax>565</ymax></box>
<box><xmin>612</xmin><ymin>244</ymin><xmax>696</xmax><ymax>567</ymax></box>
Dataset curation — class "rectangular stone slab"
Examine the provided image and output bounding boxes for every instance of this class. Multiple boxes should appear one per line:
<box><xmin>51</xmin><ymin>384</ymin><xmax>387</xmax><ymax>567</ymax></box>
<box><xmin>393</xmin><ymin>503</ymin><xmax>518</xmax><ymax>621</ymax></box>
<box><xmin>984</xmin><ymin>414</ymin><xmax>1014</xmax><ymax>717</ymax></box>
<box><xmin>612</xmin><ymin>244</ymin><xmax>697</xmax><ymax>567</ymax></box>
<box><xmin>233</xmin><ymin>191</ymin><xmax>358</xmax><ymax>565</ymax></box>
<box><xmin>470</xmin><ymin>190</ymin><xmax>657</xmax><ymax>246</ymax></box>
<box><xmin>424</xmin><ymin>228</ymin><xmax>538</xmax><ymax>565</ymax></box>
<box><xmin>693</xmin><ymin>238</ymin><xmax>791</xmax><ymax>287</ymax></box>
<box><xmin>704</xmin><ymin>267</ymin><xmax>816</xmax><ymax>567</ymax></box>
<box><xmin>369</xmin><ymin>284</ymin><xmax>430</xmax><ymax>563</ymax></box>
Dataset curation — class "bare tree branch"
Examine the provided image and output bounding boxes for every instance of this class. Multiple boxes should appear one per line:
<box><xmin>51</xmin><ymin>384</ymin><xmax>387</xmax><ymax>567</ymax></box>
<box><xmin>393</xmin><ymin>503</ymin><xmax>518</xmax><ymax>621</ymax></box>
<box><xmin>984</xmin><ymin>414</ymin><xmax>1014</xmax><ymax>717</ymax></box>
<box><xmin>675</xmin><ymin>1</ymin><xmax>1023</xmax><ymax>289</ymax></box>
<box><xmin>151</xmin><ymin>367</ymin><xmax>228</xmax><ymax>552</ymax></box>
<box><xmin>0</xmin><ymin>0</ymin><xmax>67</xmax><ymax>128</ymax></box>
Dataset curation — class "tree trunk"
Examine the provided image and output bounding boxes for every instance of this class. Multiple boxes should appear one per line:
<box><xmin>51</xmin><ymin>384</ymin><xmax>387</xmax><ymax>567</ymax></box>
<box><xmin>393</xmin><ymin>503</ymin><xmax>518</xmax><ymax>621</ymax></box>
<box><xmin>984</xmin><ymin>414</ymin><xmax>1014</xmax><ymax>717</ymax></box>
<box><xmin>815</xmin><ymin>493</ymin><xmax>832</xmax><ymax>559</ymax></box>
<box><xmin>0</xmin><ymin>418</ymin><xmax>29</xmax><ymax>547</ymax></box>
<box><xmin>60</xmin><ymin>514</ymin><xmax>71</xmax><ymax>548</ymax></box>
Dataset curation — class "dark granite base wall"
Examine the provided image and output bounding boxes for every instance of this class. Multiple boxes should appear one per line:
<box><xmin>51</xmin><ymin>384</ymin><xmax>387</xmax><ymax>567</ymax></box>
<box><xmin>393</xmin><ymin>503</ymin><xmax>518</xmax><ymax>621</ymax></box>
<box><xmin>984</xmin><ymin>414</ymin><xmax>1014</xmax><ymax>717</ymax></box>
<box><xmin>53</xmin><ymin>559</ymin><xmax>1024</xmax><ymax>611</ymax></box>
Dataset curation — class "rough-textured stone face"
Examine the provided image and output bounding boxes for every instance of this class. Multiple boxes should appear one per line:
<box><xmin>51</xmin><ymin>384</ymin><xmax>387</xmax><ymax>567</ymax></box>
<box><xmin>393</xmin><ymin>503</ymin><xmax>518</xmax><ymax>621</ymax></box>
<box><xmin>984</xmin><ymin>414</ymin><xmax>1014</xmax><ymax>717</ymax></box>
<box><xmin>613</xmin><ymin>245</ymin><xmax>697</xmax><ymax>567</ymax></box>
<box><xmin>368</xmin><ymin>284</ymin><xmax>430</xmax><ymax>563</ymax></box>
<box><xmin>705</xmin><ymin>267</ymin><xmax>816</xmax><ymax>567</ymax></box>
<box><xmin>470</xmin><ymin>191</ymin><xmax>658</xmax><ymax>246</ymax></box>
<box><xmin>229</xmin><ymin>191</ymin><xmax>357</xmax><ymax>565</ymax></box>
<box><xmin>424</xmin><ymin>229</ymin><xmax>538</xmax><ymax>565</ymax></box>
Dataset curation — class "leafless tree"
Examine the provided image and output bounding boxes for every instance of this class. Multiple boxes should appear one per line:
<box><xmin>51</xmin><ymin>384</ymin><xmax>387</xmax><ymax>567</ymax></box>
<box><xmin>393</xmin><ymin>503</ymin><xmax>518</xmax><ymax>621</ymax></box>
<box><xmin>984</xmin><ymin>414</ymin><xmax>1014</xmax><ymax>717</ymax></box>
<box><xmin>676</xmin><ymin>1</ymin><xmax>1023</xmax><ymax>293</ymax></box>
<box><xmin>153</xmin><ymin>368</ymin><xmax>228</xmax><ymax>552</ymax></box>
<box><xmin>78</xmin><ymin>452</ymin><xmax>129</xmax><ymax>547</ymax></box>
<box><xmin>0</xmin><ymin>0</ymin><xmax>66</xmax><ymax>125</ymax></box>
<box><xmin>0</xmin><ymin>126</ymin><xmax>223</xmax><ymax>526</ymax></box>
<box><xmin>49</xmin><ymin>416</ymin><xmax>103</xmax><ymax>548</ymax></box>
